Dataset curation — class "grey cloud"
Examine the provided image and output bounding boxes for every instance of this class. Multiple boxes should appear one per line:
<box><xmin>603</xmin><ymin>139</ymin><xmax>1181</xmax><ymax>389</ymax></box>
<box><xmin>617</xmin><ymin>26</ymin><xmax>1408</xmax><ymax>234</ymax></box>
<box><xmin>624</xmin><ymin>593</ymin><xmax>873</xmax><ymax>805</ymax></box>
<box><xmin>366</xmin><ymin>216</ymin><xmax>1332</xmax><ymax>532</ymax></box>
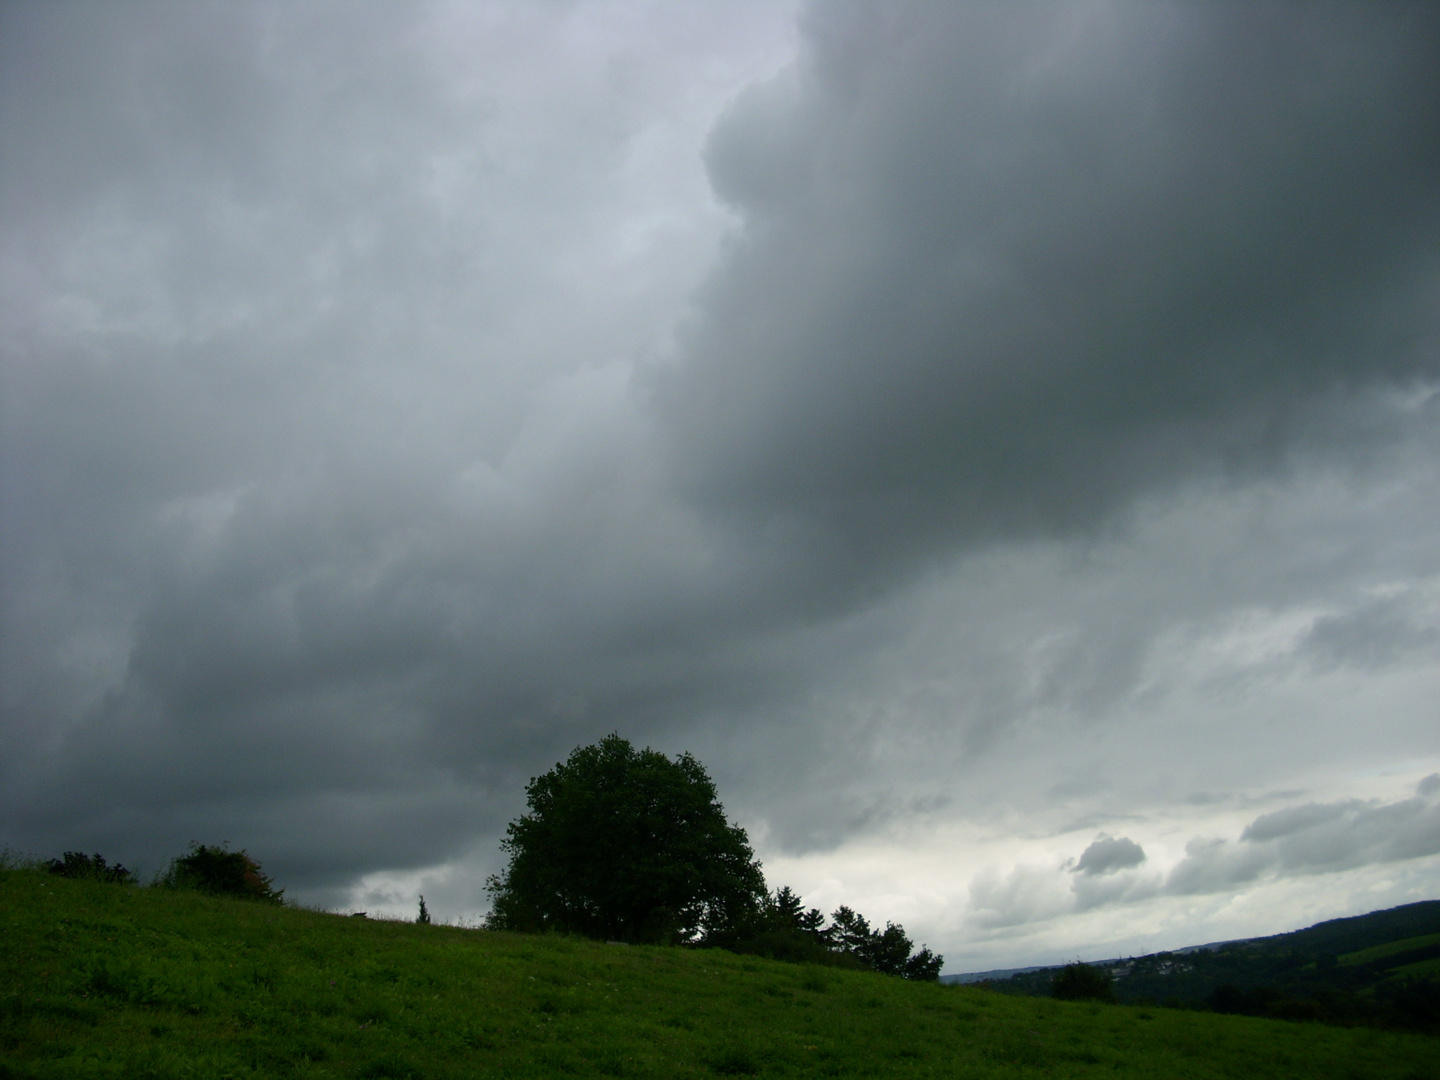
<box><xmin>967</xmin><ymin>863</ymin><xmax>1069</xmax><ymax>930</ymax></box>
<box><xmin>967</xmin><ymin>836</ymin><xmax>1157</xmax><ymax>929</ymax></box>
<box><xmin>1165</xmin><ymin>836</ymin><xmax>1273</xmax><ymax>896</ymax></box>
<box><xmin>655</xmin><ymin>1</ymin><xmax>1440</xmax><ymax>607</ymax></box>
<box><xmin>1068</xmin><ymin>835</ymin><xmax>1156</xmax><ymax>913</ymax></box>
<box><xmin>1168</xmin><ymin>780</ymin><xmax>1440</xmax><ymax>895</ymax></box>
<box><xmin>0</xmin><ymin>0</ymin><xmax>799</xmax><ymax>894</ymax></box>
<box><xmin>1241</xmin><ymin>802</ymin><xmax>1358</xmax><ymax>844</ymax></box>
<box><xmin>1301</xmin><ymin>593</ymin><xmax>1440</xmax><ymax>672</ymax></box>
<box><xmin>1073</xmin><ymin>835</ymin><xmax>1146</xmax><ymax>876</ymax></box>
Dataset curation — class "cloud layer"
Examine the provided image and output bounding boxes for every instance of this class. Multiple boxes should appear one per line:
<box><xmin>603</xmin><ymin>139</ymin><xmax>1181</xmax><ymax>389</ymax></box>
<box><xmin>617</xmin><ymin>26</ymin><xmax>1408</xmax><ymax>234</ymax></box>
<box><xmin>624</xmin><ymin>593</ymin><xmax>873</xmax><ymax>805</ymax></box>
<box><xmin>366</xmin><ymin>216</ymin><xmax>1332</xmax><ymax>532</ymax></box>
<box><xmin>1169</xmin><ymin>777</ymin><xmax>1440</xmax><ymax>895</ymax></box>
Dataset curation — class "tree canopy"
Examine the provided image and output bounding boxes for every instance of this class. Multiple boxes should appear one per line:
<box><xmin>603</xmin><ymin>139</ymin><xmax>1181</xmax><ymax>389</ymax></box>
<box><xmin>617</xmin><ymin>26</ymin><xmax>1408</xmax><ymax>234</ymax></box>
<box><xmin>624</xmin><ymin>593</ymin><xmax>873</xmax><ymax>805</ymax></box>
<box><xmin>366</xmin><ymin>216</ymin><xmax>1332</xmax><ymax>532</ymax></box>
<box><xmin>484</xmin><ymin>734</ymin><xmax>766</xmax><ymax>943</ymax></box>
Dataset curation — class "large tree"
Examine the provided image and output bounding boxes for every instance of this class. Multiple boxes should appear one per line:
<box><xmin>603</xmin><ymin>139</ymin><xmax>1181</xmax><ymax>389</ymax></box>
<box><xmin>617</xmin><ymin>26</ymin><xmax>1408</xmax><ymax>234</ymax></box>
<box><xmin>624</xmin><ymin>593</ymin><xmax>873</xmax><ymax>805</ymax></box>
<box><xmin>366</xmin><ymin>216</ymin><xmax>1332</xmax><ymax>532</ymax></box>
<box><xmin>484</xmin><ymin>734</ymin><xmax>766</xmax><ymax>943</ymax></box>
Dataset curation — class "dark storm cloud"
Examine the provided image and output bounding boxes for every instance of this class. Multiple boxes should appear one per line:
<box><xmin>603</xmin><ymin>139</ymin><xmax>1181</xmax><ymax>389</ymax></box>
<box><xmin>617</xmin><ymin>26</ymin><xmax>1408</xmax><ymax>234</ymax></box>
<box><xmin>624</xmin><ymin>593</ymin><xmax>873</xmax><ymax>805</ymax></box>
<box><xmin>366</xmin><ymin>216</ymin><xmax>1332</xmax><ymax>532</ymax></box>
<box><xmin>1073</xmin><ymin>835</ymin><xmax>1145</xmax><ymax>876</ymax></box>
<box><xmin>655</xmin><ymin>1</ymin><xmax>1440</xmax><ymax>600</ymax></box>
<box><xmin>0</xmin><ymin>0</ymin><xmax>793</xmax><ymax>889</ymax></box>
<box><xmin>1300</xmin><ymin>593</ymin><xmax>1440</xmax><ymax>672</ymax></box>
<box><xmin>1166</xmin><ymin>776</ymin><xmax>1440</xmax><ymax>895</ymax></box>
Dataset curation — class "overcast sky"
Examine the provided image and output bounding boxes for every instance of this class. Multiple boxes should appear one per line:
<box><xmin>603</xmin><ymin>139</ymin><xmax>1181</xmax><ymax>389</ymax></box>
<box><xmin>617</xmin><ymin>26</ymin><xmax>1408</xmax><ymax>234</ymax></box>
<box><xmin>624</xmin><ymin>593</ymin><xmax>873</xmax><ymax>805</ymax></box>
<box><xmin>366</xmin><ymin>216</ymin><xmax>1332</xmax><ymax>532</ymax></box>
<box><xmin>3</xmin><ymin>0</ymin><xmax>1438</xmax><ymax>973</ymax></box>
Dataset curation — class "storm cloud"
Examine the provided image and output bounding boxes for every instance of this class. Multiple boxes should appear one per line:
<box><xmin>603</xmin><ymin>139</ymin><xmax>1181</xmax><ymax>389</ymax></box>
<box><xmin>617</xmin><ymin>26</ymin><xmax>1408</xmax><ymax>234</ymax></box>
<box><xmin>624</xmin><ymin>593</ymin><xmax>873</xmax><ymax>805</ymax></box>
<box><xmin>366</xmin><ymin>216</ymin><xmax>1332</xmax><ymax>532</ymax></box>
<box><xmin>1074</xmin><ymin>835</ymin><xmax>1145</xmax><ymax>877</ymax></box>
<box><xmin>2</xmin><ymin>1</ymin><xmax>1438</xmax><ymax>965</ymax></box>
<box><xmin>658</xmin><ymin>1</ymin><xmax>1440</xmax><ymax>578</ymax></box>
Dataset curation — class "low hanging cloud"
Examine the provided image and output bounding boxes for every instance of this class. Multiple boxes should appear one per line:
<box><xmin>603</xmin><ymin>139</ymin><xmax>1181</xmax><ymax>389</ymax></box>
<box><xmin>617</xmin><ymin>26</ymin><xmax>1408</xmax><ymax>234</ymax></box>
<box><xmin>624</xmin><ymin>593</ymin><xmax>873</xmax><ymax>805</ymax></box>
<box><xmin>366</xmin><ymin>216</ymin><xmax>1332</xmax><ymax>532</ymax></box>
<box><xmin>1073</xmin><ymin>835</ymin><xmax>1146</xmax><ymax>876</ymax></box>
<box><xmin>1167</xmin><ymin>775</ymin><xmax>1440</xmax><ymax>895</ymax></box>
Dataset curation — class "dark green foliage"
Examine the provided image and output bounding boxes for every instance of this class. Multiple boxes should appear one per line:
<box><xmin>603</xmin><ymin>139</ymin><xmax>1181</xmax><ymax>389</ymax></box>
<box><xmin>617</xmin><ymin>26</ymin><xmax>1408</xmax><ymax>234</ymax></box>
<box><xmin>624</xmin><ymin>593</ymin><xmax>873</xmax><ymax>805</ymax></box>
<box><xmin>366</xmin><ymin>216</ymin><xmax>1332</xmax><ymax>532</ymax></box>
<box><xmin>155</xmin><ymin>843</ymin><xmax>284</xmax><ymax>904</ymax></box>
<box><xmin>723</xmin><ymin>887</ymin><xmax>943</xmax><ymax>979</ymax></box>
<box><xmin>485</xmin><ymin>733</ymin><xmax>767</xmax><ymax>943</ymax></box>
<box><xmin>827</xmin><ymin>904</ymin><xmax>944</xmax><ymax>980</ymax></box>
<box><xmin>416</xmin><ymin>895</ymin><xmax>431</xmax><ymax>925</ymax></box>
<box><xmin>45</xmin><ymin>851</ymin><xmax>135</xmax><ymax>885</ymax></box>
<box><xmin>1052</xmin><ymin>961</ymin><xmax>1116</xmax><ymax>1002</ymax></box>
<box><xmin>719</xmin><ymin>885</ymin><xmax>847</xmax><ymax>967</ymax></box>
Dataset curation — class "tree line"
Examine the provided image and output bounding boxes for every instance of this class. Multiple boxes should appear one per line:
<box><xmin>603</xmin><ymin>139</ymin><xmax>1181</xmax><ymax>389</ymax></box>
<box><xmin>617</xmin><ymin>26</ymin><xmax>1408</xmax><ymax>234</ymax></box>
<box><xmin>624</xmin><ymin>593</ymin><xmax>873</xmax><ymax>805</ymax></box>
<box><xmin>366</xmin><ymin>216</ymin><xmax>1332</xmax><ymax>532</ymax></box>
<box><xmin>33</xmin><ymin>734</ymin><xmax>943</xmax><ymax>981</ymax></box>
<box><xmin>42</xmin><ymin>844</ymin><xmax>284</xmax><ymax>903</ymax></box>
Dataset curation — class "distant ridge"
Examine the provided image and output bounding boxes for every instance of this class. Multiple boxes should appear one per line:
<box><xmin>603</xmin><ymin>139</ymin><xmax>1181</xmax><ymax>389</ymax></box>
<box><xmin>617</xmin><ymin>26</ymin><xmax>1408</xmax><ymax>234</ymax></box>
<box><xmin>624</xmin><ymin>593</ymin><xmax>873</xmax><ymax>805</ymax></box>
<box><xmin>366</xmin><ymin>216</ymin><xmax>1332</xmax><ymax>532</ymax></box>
<box><xmin>944</xmin><ymin>900</ymin><xmax>1440</xmax><ymax>1030</ymax></box>
<box><xmin>941</xmin><ymin>937</ymin><xmax>1259</xmax><ymax>984</ymax></box>
<box><xmin>944</xmin><ymin>901</ymin><xmax>1440</xmax><ymax>985</ymax></box>
<box><xmin>941</xmin><ymin>966</ymin><xmax>1049</xmax><ymax>986</ymax></box>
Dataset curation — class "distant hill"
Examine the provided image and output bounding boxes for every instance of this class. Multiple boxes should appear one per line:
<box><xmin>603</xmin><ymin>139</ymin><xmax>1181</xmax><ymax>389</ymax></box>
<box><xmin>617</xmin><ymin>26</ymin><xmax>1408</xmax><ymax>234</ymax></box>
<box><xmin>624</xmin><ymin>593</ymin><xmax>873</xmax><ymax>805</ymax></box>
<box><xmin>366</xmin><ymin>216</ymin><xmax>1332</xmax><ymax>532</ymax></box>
<box><xmin>942</xmin><ymin>965</ymin><xmax>1051</xmax><ymax>985</ymax></box>
<box><xmin>960</xmin><ymin>900</ymin><xmax>1440</xmax><ymax>1031</ymax></box>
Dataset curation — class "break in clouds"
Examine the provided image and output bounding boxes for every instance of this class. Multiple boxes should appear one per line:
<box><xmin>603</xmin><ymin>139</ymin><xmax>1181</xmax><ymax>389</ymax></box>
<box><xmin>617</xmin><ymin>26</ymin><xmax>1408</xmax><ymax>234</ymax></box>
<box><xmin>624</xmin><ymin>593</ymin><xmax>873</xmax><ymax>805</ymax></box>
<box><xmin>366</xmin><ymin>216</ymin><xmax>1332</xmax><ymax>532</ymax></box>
<box><xmin>2</xmin><ymin>1</ymin><xmax>1439</xmax><ymax>967</ymax></box>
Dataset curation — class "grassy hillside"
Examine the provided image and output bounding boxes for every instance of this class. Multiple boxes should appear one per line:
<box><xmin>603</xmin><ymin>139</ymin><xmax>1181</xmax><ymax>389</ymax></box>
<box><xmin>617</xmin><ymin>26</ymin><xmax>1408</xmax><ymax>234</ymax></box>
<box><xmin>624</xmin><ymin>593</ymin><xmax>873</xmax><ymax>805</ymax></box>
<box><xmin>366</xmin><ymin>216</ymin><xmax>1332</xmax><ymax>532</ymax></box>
<box><xmin>2</xmin><ymin>869</ymin><xmax>1437</xmax><ymax>1079</ymax></box>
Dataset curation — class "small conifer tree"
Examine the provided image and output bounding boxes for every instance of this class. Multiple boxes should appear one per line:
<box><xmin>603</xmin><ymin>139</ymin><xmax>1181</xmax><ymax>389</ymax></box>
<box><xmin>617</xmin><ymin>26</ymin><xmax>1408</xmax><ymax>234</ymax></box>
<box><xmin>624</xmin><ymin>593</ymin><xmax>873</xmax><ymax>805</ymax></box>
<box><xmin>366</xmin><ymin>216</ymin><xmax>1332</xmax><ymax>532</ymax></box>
<box><xmin>417</xmin><ymin>895</ymin><xmax>431</xmax><ymax>924</ymax></box>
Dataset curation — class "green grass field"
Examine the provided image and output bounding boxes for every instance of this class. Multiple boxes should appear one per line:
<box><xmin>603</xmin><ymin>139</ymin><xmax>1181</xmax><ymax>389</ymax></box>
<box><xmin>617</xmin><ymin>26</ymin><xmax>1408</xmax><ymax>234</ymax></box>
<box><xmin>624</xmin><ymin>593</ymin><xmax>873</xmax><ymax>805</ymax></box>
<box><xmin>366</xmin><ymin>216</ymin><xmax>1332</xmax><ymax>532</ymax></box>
<box><xmin>3</xmin><ymin>869</ymin><xmax>1437</xmax><ymax>1079</ymax></box>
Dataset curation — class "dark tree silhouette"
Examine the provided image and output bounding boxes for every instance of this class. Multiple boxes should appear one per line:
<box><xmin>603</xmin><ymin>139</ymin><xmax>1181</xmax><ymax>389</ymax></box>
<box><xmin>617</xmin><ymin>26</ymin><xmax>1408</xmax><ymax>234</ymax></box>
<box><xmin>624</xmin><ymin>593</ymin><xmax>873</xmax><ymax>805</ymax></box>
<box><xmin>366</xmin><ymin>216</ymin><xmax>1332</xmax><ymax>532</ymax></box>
<box><xmin>157</xmin><ymin>844</ymin><xmax>283</xmax><ymax>904</ymax></box>
<box><xmin>715</xmin><ymin>884</ymin><xmax>836</xmax><ymax>965</ymax></box>
<box><xmin>484</xmin><ymin>734</ymin><xmax>766</xmax><ymax>943</ymax></box>
<box><xmin>46</xmin><ymin>851</ymin><xmax>136</xmax><ymax>885</ymax></box>
<box><xmin>1051</xmin><ymin>961</ymin><xmax>1116</xmax><ymax>1002</ymax></box>
<box><xmin>829</xmin><ymin>904</ymin><xmax>943</xmax><ymax>980</ymax></box>
<box><xmin>772</xmin><ymin>885</ymin><xmax>827</xmax><ymax>939</ymax></box>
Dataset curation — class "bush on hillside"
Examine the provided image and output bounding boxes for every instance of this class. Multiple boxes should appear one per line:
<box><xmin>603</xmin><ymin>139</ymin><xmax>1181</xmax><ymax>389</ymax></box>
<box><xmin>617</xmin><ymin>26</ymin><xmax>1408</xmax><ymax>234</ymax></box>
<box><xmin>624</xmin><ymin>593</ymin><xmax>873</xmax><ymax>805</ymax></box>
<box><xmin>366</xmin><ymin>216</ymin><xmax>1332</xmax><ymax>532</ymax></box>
<box><xmin>46</xmin><ymin>851</ymin><xmax>137</xmax><ymax>885</ymax></box>
<box><xmin>1052</xmin><ymin>962</ymin><xmax>1116</xmax><ymax>1002</ymax></box>
<box><xmin>156</xmin><ymin>843</ymin><xmax>284</xmax><ymax>904</ymax></box>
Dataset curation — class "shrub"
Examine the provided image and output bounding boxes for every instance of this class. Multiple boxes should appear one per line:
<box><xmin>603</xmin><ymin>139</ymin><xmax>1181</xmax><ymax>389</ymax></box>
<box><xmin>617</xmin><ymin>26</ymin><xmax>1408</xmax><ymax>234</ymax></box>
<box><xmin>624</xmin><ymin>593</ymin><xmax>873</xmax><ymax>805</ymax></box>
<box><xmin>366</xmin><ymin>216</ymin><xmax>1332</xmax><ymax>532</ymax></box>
<box><xmin>46</xmin><ymin>851</ymin><xmax>136</xmax><ymax>885</ymax></box>
<box><xmin>156</xmin><ymin>844</ymin><xmax>283</xmax><ymax>904</ymax></box>
<box><xmin>1051</xmin><ymin>962</ymin><xmax>1116</xmax><ymax>1002</ymax></box>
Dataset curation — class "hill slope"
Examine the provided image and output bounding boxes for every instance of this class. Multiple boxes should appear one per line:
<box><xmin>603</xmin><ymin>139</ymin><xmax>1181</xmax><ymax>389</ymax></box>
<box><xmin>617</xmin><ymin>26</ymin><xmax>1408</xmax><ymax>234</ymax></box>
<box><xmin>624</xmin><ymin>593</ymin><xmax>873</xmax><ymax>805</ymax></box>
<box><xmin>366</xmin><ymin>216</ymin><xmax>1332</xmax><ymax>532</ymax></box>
<box><xmin>3</xmin><ymin>869</ymin><xmax>1437</xmax><ymax>1079</ymax></box>
<box><xmin>974</xmin><ymin>900</ymin><xmax>1440</xmax><ymax>1029</ymax></box>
